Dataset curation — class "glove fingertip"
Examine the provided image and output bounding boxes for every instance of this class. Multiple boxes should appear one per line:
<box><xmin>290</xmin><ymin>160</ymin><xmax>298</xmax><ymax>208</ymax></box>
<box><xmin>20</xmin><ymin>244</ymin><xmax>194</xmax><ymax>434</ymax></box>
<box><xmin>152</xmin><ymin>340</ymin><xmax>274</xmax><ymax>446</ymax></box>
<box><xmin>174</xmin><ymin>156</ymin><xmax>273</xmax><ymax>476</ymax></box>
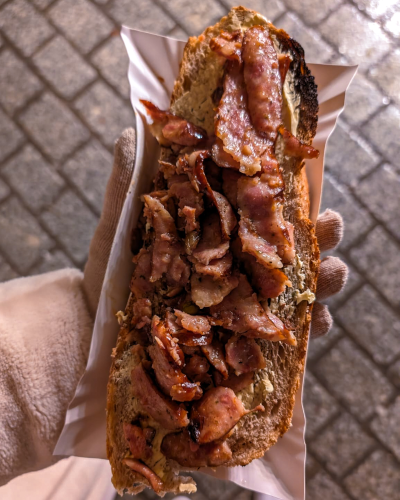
<box><xmin>316</xmin><ymin>209</ymin><xmax>344</xmax><ymax>252</ymax></box>
<box><xmin>310</xmin><ymin>302</ymin><xmax>333</xmax><ymax>339</ymax></box>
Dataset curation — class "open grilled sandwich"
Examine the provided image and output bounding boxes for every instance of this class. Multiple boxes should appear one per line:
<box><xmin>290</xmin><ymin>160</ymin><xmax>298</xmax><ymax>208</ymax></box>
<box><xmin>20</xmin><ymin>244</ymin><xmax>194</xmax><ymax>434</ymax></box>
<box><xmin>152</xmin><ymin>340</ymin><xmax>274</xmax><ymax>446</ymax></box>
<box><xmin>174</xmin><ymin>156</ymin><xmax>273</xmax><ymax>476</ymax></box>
<box><xmin>107</xmin><ymin>6</ymin><xmax>320</xmax><ymax>496</ymax></box>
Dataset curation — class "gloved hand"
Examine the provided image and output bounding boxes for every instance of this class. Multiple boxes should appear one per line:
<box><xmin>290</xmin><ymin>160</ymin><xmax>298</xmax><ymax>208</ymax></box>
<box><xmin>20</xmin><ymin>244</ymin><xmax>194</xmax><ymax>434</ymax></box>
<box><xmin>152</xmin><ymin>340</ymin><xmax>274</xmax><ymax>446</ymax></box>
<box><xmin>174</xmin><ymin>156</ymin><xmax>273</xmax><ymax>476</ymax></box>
<box><xmin>0</xmin><ymin>127</ymin><xmax>347</xmax><ymax>489</ymax></box>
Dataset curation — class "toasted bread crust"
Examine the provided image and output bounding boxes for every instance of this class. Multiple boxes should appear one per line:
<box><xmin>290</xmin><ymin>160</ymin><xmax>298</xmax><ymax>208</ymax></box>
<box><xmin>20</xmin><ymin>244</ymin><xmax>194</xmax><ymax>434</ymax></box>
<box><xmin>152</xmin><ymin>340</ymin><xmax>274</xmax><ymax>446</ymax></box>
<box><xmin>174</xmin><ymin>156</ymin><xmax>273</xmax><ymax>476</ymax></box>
<box><xmin>107</xmin><ymin>6</ymin><xmax>319</xmax><ymax>494</ymax></box>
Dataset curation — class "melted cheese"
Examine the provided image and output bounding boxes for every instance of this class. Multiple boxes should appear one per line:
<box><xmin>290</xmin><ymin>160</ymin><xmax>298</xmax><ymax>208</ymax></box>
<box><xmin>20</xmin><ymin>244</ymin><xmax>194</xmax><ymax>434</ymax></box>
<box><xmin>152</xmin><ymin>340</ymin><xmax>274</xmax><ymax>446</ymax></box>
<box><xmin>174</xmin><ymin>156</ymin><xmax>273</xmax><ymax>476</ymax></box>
<box><xmin>295</xmin><ymin>289</ymin><xmax>315</xmax><ymax>304</ymax></box>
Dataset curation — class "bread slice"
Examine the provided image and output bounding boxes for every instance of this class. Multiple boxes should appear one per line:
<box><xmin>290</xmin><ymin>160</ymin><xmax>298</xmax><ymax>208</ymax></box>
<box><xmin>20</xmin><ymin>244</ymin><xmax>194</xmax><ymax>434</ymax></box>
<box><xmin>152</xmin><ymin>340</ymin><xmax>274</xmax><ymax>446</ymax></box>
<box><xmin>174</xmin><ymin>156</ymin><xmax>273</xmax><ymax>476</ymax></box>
<box><xmin>107</xmin><ymin>6</ymin><xmax>319</xmax><ymax>496</ymax></box>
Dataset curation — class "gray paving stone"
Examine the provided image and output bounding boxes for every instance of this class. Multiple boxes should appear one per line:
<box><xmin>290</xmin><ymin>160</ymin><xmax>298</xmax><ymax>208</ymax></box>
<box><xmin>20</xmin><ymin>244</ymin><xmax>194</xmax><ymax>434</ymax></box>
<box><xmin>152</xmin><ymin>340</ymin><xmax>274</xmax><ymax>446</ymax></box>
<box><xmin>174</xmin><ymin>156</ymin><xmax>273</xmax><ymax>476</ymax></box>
<box><xmin>305</xmin><ymin>452</ymin><xmax>320</xmax><ymax>480</ymax></box>
<box><xmin>0</xmin><ymin>257</ymin><xmax>19</xmax><ymax>282</ymax></box>
<box><xmin>74</xmin><ymin>81</ymin><xmax>134</xmax><ymax>148</ymax></box>
<box><xmin>344</xmin><ymin>449</ymin><xmax>400</xmax><ymax>500</ymax></box>
<box><xmin>370</xmin><ymin>49</ymin><xmax>400</xmax><ymax>105</ymax></box>
<box><xmin>342</xmin><ymin>72</ymin><xmax>387</xmax><ymax>126</ymax></box>
<box><xmin>2</xmin><ymin>144</ymin><xmax>65</xmax><ymax>212</ymax></box>
<box><xmin>325</xmin><ymin>120</ymin><xmax>379</xmax><ymax>187</ymax></box>
<box><xmin>220</xmin><ymin>0</ymin><xmax>285</xmax><ymax>22</ymax></box>
<box><xmin>49</xmin><ymin>0</ymin><xmax>114</xmax><ymax>54</ymax></box>
<box><xmin>31</xmin><ymin>0</ymin><xmax>55</xmax><ymax>9</ymax></box>
<box><xmin>276</xmin><ymin>12</ymin><xmax>334</xmax><ymax>63</ymax></box>
<box><xmin>41</xmin><ymin>190</ymin><xmax>98</xmax><ymax>264</ymax></box>
<box><xmin>0</xmin><ymin>197</ymin><xmax>53</xmax><ymax>273</ymax></box>
<box><xmin>0</xmin><ymin>0</ymin><xmax>55</xmax><ymax>56</ymax></box>
<box><xmin>91</xmin><ymin>35</ymin><xmax>130</xmax><ymax>98</ymax></box>
<box><xmin>33</xmin><ymin>36</ymin><xmax>97</xmax><ymax>99</ymax></box>
<box><xmin>320</xmin><ymin>174</ymin><xmax>374</xmax><ymax>250</ymax></box>
<box><xmin>385</xmin><ymin>11</ymin><xmax>400</xmax><ymax>38</ymax></box>
<box><xmin>108</xmin><ymin>0</ymin><xmax>175</xmax><ymax>35</ymax></box>
<box><xmin>319</xmin><ymin>4</ymin><xmax>391</xmax><ymax>70</ymax></box>
<box><xmin>63</xmin><ymin>139</ymin><xmax>112</xmax><ymax>214</ymax></box>
<box><xmin>338</xmin><ymin>284</ymin><xmax>400</xmax><ymax>365</ymax></box>
<box><xmin>30</xmin><ymin>249</ymin><xmax>73</xmax><ymax>275</ymax></box>
<box><xmin>303</xmin><ymin>371</ymin><xmax>340</xmax><ymax>438</ymax></box>
<box><xmin>0</xmin><ymin>49</ymin><xmax>43</xmax><ymax>114</ymax></box>
<box><xmin>307</xmin><ymin>322</ymin><xmax>344</xmax><ymax>363</ymax></box>
<box><xmin>0</xmin><ymin>108</ymin><xmax>24</xmax><ymax>162</ymax></box>
<box><xmin>387</xmin><ymin>359</ymin><xmax>400</xmax><ymax>389</ymax></box>
<box><xmin>350</xmin><ymin>226</ymin><xmax>400</xmax><ymax>310</ymax></box>
<box><xmin>307</xmin><ymin>469</ymin><xmax>351</xmax><ymax>500</ymax></box>
<box><xmin>0</xmin><ymin>179</ymin><xmax>11</xmax><ymax>202</ymax></box>
<box><xmin>353</xmin><ymin>0</ymin><xmax>398</xmax><ymax>20</ymax></box>
<box><xmin>167</xmin><ymin>25</ymin><xmax>188</xmax><ymax>41</ymax></box>
<box><xmin>157</xmin><ymin>0</ymin><xmax>225</xmax><ymax>35</ymax></box>
<box><xmin>362</xmin><ymin>105</ymin><xmax>400</xmax><ymax>166</ymax></box>
<box><xmin>371</xmin><ymin>397</ymin><xmax>400</xmax><ymax>461</ymax></box>
<box><xmin>366</xmin><ymin>165</ymin><xmax>400</xmax><ymax>227</ymax></box>
<box><xmin>314</xmin><ymin>337</ymin><xmax>394</xmax><ymax>421</ymax></box>
<box><xmin>309</xmin><ymin>412</ymin><xmax>376</xmax><ymax>477</ymax></box>
<box><xmin>283</xmin><ymin>0</ymin><xmax>342</xmax><ymax>24</ymax></box>
<box><xmin>19</xmin><ymin>92</ymin><xmax>90</xmax><ymax>162</ymax></box>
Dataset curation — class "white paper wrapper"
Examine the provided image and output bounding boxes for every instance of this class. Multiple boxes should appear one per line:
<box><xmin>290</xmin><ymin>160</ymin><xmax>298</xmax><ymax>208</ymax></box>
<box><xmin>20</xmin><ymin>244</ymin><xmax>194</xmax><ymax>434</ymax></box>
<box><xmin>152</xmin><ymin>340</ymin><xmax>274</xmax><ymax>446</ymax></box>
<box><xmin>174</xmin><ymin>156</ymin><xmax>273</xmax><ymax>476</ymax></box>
<box><xmin>54</xmin><ymin>26</ymin><xmax>357</xmax><ymax>500</ymax></box>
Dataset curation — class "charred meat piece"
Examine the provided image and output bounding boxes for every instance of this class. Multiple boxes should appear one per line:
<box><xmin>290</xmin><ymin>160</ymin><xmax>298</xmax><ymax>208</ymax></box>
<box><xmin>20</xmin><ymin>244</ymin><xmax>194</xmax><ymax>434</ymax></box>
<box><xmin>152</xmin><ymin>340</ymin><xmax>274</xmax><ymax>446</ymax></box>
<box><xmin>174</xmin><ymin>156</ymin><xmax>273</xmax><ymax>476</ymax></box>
<box><xmin>161</xmin><ymin>430</ymin><xmax>232</xmax><ymax>467</ymax></box>
<box><xmin>190</xmin><ymin>386</ymin><xmax>264</xmax><ymax>443</ymax></box>
<box><xmin>131</xmin><ymin>363</ymin><xmax>189</xmax><ymax>430</ymax></box>
<box><xmin>182</xmin><ymin>354</ymin><xmax>210</xmax><ymax>383</ymax></box>
<box><xmin>148</xmin><ymin>342</ymin><xmax>202</xmax><ymax>402</ymax></box>
<box><xmin>123</xmin><ymin>423</ymin><xmax>155</xmax><ymax>460</ymax></box>
<box><xmin>151</xmin><ymin>315</ymin><xmax>184</xmax><ymax>366</ymax></box>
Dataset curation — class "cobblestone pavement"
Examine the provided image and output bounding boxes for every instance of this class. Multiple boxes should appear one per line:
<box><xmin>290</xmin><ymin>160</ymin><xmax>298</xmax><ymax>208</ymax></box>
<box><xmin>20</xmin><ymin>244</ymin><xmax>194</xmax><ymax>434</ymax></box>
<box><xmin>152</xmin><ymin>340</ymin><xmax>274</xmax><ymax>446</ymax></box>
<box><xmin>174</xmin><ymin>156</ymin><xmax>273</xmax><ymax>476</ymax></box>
<box><xmin>0</xmin><ymin>0</ymin><xmax>399</xmax><ymax>499</ymax></box>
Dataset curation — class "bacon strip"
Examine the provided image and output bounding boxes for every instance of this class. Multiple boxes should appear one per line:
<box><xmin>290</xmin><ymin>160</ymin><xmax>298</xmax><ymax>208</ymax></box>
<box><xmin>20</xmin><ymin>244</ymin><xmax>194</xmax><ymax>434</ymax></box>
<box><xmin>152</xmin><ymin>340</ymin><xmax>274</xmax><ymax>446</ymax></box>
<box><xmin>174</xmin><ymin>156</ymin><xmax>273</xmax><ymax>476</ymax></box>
<box><xmin>278</xmin><ymin>54</ymin><xmax>292</xmax><ymax>85</ymax></box>
<box><xmin>192</xmin><ymin>213</ymin><xmax>230</xmax><ymax>265</ymax></box>
<box><xmin>211</xmin><ymin>138</ymin><xmax>241</xmax><ymax>171</ymax></box>
<box><xmin>130</xmin><ymin>247</ymin><xmax>153</xmax><ymax>298</ymax></box>
<box><xmin>278</xmin><ymin>125</ymin><xmax>319</xmax><ymax>159</ymax></box>
<box><xmin>215</xmin><ymin>61</ymin><xmax>267</xmax><ymax>176</ymax></box>
<box><xmin>131</xmin><ymin>363</ymin><xmax>189</xmax><ymax>430</ymax></box>
<box><xmin>191</xmin><ymin>151</ymin><xmax>237</xmax><ymax>240</ymax></box>
<box><xmin>191</xmin><ymin>272</ymin><xmax>239</xmax><ymax>309</ymax></box>
<box><xmin>140</xmin><ymin>100</ymin><xmax>207</xmax><ymax>146</ymax></box>
<box><xmin>225</xmin><ymin>335</ymin><xmax>266</xmax><ymax>375</ymax></box>
<box><xmin>161</xmin><ymin>431</ymin><xmax>232</xmax><ymax>467</ymax></box>
<box><xmin>201</xmin><ymin>342</ymin><xmax>229</xmax><ymax>379</ymax></box>
<box><xmin>237</xmin><ymin>174</ymin><xmax>295</xmax><ymax>267</ymax></box>
<box><xmin>123</xmin><ymin>458</ymin><xmax>164</xmax><ymax>494</ymax></box>
<box><xmin>210</xmin><ymin>274</ymin><xmax>295</xmax><ymax>344</ymax></box>
<box><xmin>231</xmin><ymin>237</ymin><xmax>291</xmax><ymax>298</ymax></box>
<box><xmin>192</xmin><ymin>252</ymin><xmax>233</xmax><ymax>278</ymax></box>
<box><xmin>182</xmin><ymin>354</ymin><xmax>210</xmax><ymax>383</ymax></box>
<box><xmin>143</xmin><ymin>195</ymin><xmax>190</xmax><ymax>286</ymax></box>
<box><xmin>242</xmin><ymin>26</ymin><xmax>282</xmax><ymax>141</ymax></box>
<box><xmin>190</xmin><ymin>387</ymin><xmax>264</xmax><ymax>443</ymax></box>
<box><xmin>148</xmin><ymin>342</ymin><xmax>202</xmax><ymax>402</ymax></box>
<box><xmin>174</xmin><ymin>310</ymin><xmax>211</xmax><ymax>334</ymax></box>
<box><xmin>210</xmin><ymin>30</ymin><xmax>243</xmax><ymax>62</ymax></box>
<box><xmin>152</xmin><ymin>315</ymin><xmax>184</xmax><ymax>366</ymax></box>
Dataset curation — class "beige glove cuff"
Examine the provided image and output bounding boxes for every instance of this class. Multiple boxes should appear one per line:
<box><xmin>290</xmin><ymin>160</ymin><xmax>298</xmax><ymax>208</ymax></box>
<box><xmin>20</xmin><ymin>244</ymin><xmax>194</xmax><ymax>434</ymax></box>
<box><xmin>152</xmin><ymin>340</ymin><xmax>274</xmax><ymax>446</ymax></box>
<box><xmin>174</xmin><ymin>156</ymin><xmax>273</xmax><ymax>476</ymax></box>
<box><xmin>0</xmin><ymin>269</ymin><xmax>93</xmax><ymax>486</ymax></box>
